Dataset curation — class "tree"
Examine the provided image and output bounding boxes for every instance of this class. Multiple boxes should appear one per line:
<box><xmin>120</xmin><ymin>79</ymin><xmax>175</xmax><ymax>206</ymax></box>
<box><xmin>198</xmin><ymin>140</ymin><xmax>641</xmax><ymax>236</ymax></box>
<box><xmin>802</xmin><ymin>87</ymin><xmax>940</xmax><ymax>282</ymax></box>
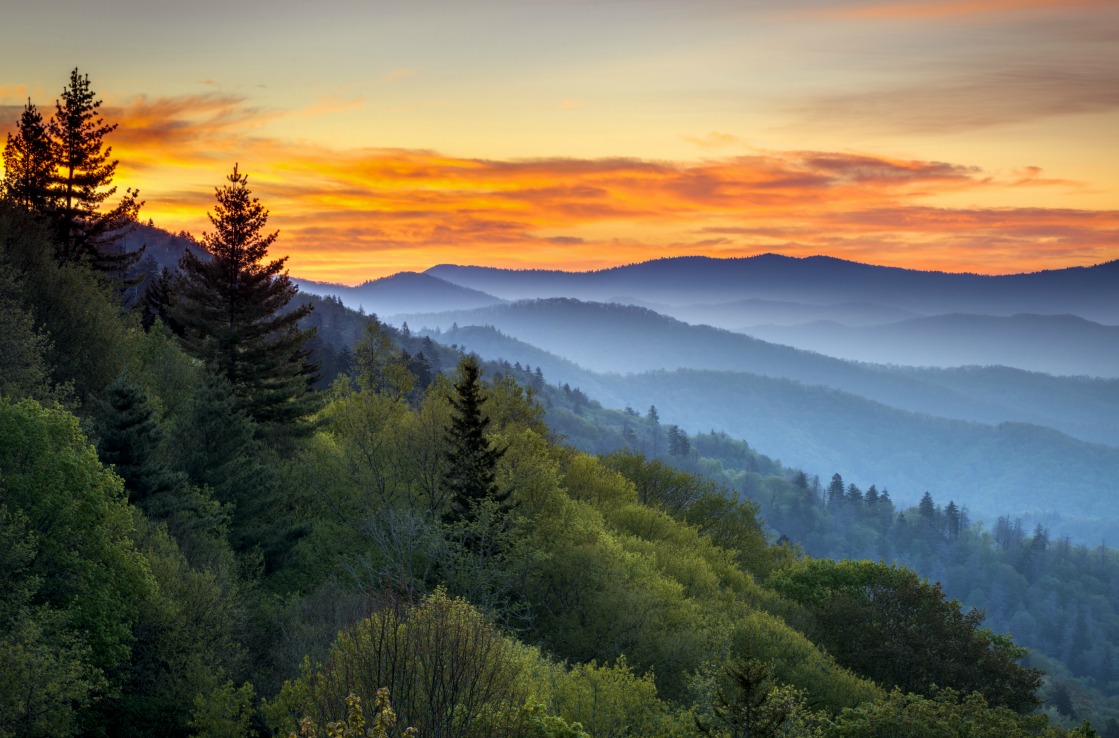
<box><xmin>94</xmin><ymin>374</ymin><xmax>184</xmax><ymax>505</ymax></box>
<box><xmin>827</xmin><ymin>474</ymin><xmax>845</xmax><ymax>508</ymax></box>
<box><xmin>46</xmin><ymin>68</ymin><xmax>141</xmax><ymax>274</ymax></box>
<box><xmin>268</xmin><ymin>590</ymin><xmax>535</xmax><ymax>738</ymax></box>
<box><xmin>174</xmin><ymin>164</ymin><xmax>318</xmax><ymax>433</ymax></box>
<box><xmin>768</xmin><ymin>559</ymin><xmax>1043</xmax><ymax>713</ymax></box>
<box><xmin>442</xmin><ymin>356</ymin><xmax>509</xmax><ymax>527</ymax></box>
<box><xmin>1</xmin><ymin>100</ymin><xmax>54</xmax><ymax>212</ymax></box>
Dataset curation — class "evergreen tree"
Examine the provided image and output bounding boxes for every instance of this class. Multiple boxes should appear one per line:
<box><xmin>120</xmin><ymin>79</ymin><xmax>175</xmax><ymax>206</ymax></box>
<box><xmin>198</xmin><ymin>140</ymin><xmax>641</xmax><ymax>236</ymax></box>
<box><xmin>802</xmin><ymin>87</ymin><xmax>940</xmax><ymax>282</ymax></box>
<box><xmin>140</xmin><ymin>266</ymin><xmax>181</xmax><ymax>333</ymax></box>
<box><xmin>827</xmin><ymin>473</ymin><xmax>845</xmax><ymax>508</ymax></box>
<box><xmin>1</xmin><ymin>100</ymin><xmax>54</xmax><ymax>212</ymax></box>
<box><xmin>94</xmin><ymin>374</ymin><xmax>184</xmax><ymax>505</ymax></box>
<box><xmin>174</xmin><ymin>164</ymin><xmax>318</xmax><ymax>433</ymax></box>
<box><xmin>46</xmin><ymin>68</ymin><xmax>142</xmax><ymax>274</ymax></box>
<box><xmin>442</xmin><ymin>356</ymin><xmax>508</xmax><ymax>527</ymax></box>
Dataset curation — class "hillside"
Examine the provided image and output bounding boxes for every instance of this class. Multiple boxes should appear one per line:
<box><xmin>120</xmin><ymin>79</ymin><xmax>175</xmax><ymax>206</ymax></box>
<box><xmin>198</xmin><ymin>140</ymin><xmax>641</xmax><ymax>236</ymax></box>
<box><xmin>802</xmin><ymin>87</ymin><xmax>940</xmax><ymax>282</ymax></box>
<box><xmin>295</xmin><ymin>271</ymin><xmax>505</xmax><ymax>316</ymax></box>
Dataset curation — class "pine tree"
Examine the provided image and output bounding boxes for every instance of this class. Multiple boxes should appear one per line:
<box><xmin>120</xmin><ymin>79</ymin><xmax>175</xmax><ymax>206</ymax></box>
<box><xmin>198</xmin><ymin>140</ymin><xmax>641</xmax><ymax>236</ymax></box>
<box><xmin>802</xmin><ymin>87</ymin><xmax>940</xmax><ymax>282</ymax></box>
<box><xmin>1</xmin><ymin>101</ymin><xmax>54</xmax><ymax>212</ymax></box>
<box><xmin>140</xmin><ymin>266</ymin><xmax>181</xmax><ymax>332</ymax></box>
<box><xmin>442</xmin><ymin>356</ymin><xmax>508</xmax><ymax>527</ymax></box>
<box><xmin>47</xmin><ymin>68</ymin><xmax>141</xmax><ymax>273</ymax></box>
<box><xmin>95</xmin><ymin>375</ymin><xmax>184</xmax><ymax>505</ymax></box>
<box><xmin>174</xmin><ymin>164</ymin><xmax>318</xmax><ymax>433</ymax></box>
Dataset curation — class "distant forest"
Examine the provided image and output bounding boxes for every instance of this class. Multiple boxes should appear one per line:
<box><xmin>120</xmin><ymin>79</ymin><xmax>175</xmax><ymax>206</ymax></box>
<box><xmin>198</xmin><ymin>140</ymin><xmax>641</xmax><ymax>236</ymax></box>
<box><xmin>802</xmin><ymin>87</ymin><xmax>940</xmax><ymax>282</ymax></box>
<box><xmin>0</xmin><ymin>68</ymin><xmax>1114</xmax><ymax>737</ymax></box>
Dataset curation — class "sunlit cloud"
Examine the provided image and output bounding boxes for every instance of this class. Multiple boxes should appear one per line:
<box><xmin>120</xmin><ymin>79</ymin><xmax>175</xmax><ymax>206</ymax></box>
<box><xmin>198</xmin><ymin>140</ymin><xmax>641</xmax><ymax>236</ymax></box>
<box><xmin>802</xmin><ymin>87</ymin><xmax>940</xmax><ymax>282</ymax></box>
<box><xmin>799</xmin><ymin>0</ymin><xmax>1112</xmax><ymax>21</ymax></box>
<box><xmin>2</xmin><ymin>91</ymin><xmax>1115</xmax><ymax>283</ymax></box>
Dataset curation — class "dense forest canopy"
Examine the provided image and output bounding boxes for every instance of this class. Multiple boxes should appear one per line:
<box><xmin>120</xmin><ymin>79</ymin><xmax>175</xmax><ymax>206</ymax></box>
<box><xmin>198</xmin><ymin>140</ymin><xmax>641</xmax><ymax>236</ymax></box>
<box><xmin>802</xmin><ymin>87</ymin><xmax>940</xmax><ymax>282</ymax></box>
<box><xmin>0</xmin><ymin>69</ymin><xmax>1114</xmax><ymax>738</ymax></box>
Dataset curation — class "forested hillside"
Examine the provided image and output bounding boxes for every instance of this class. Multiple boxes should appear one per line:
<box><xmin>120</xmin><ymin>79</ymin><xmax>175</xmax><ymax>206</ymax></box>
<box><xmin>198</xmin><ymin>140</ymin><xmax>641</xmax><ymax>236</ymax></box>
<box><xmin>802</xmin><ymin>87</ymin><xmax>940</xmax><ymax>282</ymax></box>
<box><xmin>0</xmin><ymin>71</ymin><xmax>1110</xmax><ymax>738</ymax></box>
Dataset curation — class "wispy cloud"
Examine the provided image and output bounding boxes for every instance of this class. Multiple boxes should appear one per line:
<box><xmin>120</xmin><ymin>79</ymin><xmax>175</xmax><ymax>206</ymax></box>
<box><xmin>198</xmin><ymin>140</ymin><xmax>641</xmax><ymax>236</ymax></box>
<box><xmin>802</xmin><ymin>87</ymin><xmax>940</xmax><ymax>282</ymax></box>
<box><xmin>797</xmin><ymin>0</ymin><xmax>1112</xmax><ymax>22</ymax></box>
<box><xmin>791</xmin><ymin>63</ymin><xmax>1119</xmax><ymax>134</ymax></box>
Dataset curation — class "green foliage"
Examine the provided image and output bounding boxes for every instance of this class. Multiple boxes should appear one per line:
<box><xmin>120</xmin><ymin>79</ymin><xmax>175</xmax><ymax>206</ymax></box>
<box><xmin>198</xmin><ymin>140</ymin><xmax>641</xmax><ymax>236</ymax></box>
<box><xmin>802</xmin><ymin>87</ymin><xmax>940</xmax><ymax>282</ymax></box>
<box><xmin>188</xmin><ymin>681</ymin><xmax>256</xmax><ymax>738</ymax></box>
<box><xmin>94</xmin><ymin>373</ymin><xmax>185</xmax><ymax>504</ymax></box>
<box><xmin>104</xmin><ymin>515</ymin><xmax>247</xmax><ymax>737</ymax></box>
<box><xmin>0</xmin><ymin>397</ymin><xmax>153</xmax><ymax>674</ymax></box>
<box><xmin>696</xmin><ymin>656</ymin><xmax>826</xmax><ymax>738</ymax></box>
<box><xmin>268</xmin><ymin>589</ymin><xmax>539</xmax><ymax>738</ymax></box>
<box><xmin>768</xmin><ymin>558</ymin><xmax>1043</xmax><ymax>713</ymax></box>
<box><xmin>0</xmin><ymin>202</ymin><xmax>135</xmax><ymax>401</ymax></box>
<box><xmin>0</xmin><ymin>507</ymin><xmax>101</xmax><ymax>738</ymax></box>
<box><xmin>826</xmin><ymin>688</ymin><xmax>1096</xmax><ymax>738</ymax></box>
<box><xmin>353</xmin><ymin>317</ymin><xmax>414</xmax><ymax>400</ymax></box>
<box><xmin>543</xmin><ymin>656</ymin><xmax>684</xmax><ymax>738</ymax></box>
<box><xmin>0</xmin><ymin>252</ymin><xmax>57</xmax><ymax>403</ymax></box>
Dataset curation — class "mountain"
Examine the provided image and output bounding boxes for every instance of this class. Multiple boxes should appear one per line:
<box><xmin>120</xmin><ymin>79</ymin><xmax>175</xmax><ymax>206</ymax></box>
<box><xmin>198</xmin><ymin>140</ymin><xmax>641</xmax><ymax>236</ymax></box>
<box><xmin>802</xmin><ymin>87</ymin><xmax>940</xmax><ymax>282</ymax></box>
<box><xmin>742</xmin><ymin>313</ymin><xmax>1119</xmax><ymax>378</ymax></box>
<box><xmin>398</xmin><ymin>299</ymin><xmax>1119</xmax><ymax>446</ymax></box>
<box><xmin>434</xmin><ymin>324</ymin><xmax>1119</xmax><ymax>533</ymax></box>
<box><xmin>426</xmin><ymin>254</ymin><xmax>1119</xmax><ymax>322</ymax></box>
<box><xmin>117</xmin><ymin>223</ymin><xmax>207</xmax><ymax>270</ymax></box>
<box><xmin>294</xmin><ymin>271</ymin><xmax>505</xmax><ymax>316</ymax></box>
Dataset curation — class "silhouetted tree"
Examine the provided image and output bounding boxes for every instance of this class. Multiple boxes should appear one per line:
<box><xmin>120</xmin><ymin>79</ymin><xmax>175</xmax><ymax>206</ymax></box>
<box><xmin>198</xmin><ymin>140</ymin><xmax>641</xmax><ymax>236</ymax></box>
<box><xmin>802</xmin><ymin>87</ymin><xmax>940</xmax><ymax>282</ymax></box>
<box><xmin>1</xmin><ymin>101</ymin><xmax>54</xmax><ymax>212</ymax></box>
<box><xmin>174</xmin><ymin>164</ymin><xmax>318</xmax><ymax>434</ymax></box>
<box><xmin>46</xmin><ymin>68</ymin><xmax>141</xmax><ymax>274</ymax></box>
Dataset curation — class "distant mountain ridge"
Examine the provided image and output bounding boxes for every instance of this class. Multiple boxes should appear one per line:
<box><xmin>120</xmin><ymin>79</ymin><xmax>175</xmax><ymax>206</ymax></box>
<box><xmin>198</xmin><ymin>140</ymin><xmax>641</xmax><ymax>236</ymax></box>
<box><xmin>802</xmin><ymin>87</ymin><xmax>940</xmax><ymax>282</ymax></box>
<box><xmin>400</xmin><ymin>298</ymin><xmax>1119</xmax><ymax>447</ymax></box>
<box><xmin>294</xmin><ymin>271</ymin><xmax>505</xmax><ymax>316</ymax></box>
<box><xmin>425</xmin><ymin>254</ymin><xmax>1119</xmax><ymax>322</ymax></box>
<box><xmin>743</xmin><ymin>313</ymin><xmax>1119</xmax><ymax>378</ymax></box>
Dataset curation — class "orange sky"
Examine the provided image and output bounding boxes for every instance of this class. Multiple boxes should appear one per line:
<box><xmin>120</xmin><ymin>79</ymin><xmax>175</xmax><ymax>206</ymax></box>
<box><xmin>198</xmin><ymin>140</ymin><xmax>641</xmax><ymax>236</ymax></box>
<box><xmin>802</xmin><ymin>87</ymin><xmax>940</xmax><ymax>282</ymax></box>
<box><xmin>1</xmin><ymin>0</ymin><xmax>1116</xmax><ymax>283</ymax></box>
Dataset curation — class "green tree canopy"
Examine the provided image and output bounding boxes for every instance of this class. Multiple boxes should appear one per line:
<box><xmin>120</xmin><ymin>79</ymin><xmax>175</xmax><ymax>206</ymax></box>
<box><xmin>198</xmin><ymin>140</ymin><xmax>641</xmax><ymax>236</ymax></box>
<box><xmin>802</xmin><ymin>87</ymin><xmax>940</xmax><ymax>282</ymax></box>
<box><xmin>768</xmin><ymin>559</ymin><xmax>1043</xmax><ymax>713</ymax></box>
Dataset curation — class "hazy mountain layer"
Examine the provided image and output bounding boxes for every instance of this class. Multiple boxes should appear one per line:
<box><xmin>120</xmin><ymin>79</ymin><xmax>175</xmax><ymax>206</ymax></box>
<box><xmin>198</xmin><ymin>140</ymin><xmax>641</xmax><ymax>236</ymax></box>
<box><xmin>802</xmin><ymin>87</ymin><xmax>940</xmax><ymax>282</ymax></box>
<box><xmin>742</xmin><ymin>313</ymin><xmax>1119</xmax><ymax>378</ymax></box>
<box><xmin>399</xmin><ymin>300</ymin><xmax>1119</xmax><ymax>446</ymax></box>
<box><xmin>649</xmin><ymin>297</ymin><xmax>922</xmax><ymax>329</ymax></box>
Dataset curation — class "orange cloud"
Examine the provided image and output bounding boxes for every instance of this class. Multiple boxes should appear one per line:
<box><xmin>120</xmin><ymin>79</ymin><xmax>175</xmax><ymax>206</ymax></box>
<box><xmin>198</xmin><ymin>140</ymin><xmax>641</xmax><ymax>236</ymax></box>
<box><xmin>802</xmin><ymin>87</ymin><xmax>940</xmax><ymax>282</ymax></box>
<box><xmin>802</xmin><ymin>0</ymin><xmax>1110</xmax><ymax>21</ymax></box>
<box><xmin>2</xmin><ymin>92</ymin><xmax>1115</xmax><ymax>283</ymax></box>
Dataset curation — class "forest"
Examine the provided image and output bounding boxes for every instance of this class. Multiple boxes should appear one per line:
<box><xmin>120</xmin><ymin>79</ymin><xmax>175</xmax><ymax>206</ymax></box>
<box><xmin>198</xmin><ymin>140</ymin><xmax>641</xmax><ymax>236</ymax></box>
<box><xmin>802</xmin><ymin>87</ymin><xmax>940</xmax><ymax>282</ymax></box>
<box><xmin>0</xmin><ymin>68</ymin><xmax>1112</xmax><ymax>737</ymax></box>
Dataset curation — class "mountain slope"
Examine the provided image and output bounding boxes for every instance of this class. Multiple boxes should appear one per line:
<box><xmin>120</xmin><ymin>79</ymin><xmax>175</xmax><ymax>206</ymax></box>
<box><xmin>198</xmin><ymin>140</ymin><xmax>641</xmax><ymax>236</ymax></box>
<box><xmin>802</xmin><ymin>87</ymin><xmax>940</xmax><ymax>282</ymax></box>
<box><xmin>295</xmin><ymin>271</ymin><xmax>505</xmax><ymax>316</ymax></box>
<box><xmin>436</xmin><ymin>325</ymin><xmax>1119</xmax><ymax>530</ymax></box>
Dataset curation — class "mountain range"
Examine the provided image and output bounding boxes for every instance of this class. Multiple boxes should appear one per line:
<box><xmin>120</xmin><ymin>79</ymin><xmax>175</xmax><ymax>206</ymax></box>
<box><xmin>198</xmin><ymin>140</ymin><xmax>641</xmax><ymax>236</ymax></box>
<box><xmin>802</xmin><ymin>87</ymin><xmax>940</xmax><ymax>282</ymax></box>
<box><xmin>426</xmin><ymin>254</ymin><xmax>1119</xmax><ymax>323</ymax></box>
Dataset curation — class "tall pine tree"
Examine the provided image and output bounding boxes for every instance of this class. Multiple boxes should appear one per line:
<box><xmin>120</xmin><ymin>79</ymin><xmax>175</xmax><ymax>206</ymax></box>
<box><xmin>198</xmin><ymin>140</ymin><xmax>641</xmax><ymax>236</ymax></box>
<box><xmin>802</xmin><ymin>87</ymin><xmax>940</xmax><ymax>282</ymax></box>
<box><xmin>442</xmin><ymin>356</ymin><xmax>508</xmax><ymax>526</ymax></box>
<box><xmin>174</xmin><ymin>164</ymin><xmax>318</xmax><ymax>434</ymax></box>
<box><xmin>46</xmin><ymin>68</ymin><xmax>141</xmax><ymax>274</ymax></box>
<box><xmin>1</xmin><ymin>101</ymin><xmax>54</xmax><ymax>212</ymax></box>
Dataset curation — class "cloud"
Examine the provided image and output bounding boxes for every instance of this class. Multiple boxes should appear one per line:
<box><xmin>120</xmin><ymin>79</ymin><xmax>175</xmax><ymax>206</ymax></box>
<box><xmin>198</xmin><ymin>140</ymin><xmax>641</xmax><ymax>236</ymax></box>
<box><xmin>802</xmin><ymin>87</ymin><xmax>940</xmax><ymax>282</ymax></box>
<box><xmin>796</xmin><ymin>0</ymin><xmax>1112</xmax><ymax>22</ymax></box>
<box><xmin>377</xmin><ymin>68</ymin><xmax>420</xmax><ymax>84</ymax></box>
<box><xmin>683</xmin><ymin>131</ymin><xmax>741</xmax><ymax>150</ymax></box>
<box><xmin>791</xmin><ymin>63</ymin><xmax>1119</xmax><ymax>134</ymax></box>
<box><xmin>3</xmin><ymin>92</ymin><xmax>1113</xmax><ymax>281</ymax></box>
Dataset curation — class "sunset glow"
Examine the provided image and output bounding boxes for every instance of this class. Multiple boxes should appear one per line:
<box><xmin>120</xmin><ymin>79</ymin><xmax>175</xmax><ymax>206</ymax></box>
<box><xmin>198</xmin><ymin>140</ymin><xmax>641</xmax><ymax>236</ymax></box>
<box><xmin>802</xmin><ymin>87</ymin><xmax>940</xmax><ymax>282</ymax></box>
<box><xmin>2</xmin><ymin>0</ymin><xmax>1115</xmax><ymax>283</ymax></box>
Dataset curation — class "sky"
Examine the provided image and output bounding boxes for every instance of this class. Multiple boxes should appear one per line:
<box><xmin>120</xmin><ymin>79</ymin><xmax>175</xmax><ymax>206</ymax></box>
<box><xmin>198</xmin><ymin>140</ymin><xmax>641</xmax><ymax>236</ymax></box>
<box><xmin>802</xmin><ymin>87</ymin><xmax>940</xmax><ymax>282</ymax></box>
<box><xmin>1</xmin><ymin>0</ymin><xmax>1116</xmax><ymax>283</ymax></box>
